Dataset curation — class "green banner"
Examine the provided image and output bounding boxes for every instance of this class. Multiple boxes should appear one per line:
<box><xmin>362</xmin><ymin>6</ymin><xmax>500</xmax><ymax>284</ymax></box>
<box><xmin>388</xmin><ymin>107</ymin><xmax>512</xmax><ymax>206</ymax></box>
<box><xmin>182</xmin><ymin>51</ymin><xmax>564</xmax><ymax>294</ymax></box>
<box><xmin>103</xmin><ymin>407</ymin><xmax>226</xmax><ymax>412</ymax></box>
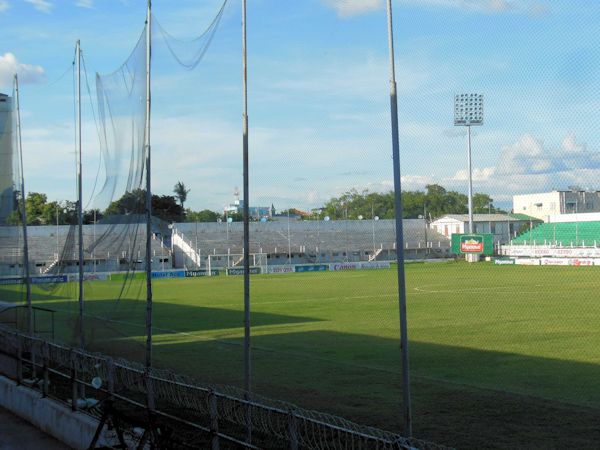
<box><xmin>451</xmin><ymin>234</ymin><xmax>494</xmax><ymax>255</ymax></box>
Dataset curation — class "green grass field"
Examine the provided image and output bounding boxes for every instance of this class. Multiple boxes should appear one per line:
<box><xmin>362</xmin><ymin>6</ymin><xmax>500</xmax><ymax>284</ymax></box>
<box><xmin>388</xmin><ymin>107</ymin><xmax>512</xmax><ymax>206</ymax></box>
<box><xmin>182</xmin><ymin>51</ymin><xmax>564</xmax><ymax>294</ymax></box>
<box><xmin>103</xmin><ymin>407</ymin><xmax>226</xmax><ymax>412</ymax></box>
<box><xmin>3</xmin><ymin>261</ymin><xmax>600</xmax><ymax>449</ymax></box>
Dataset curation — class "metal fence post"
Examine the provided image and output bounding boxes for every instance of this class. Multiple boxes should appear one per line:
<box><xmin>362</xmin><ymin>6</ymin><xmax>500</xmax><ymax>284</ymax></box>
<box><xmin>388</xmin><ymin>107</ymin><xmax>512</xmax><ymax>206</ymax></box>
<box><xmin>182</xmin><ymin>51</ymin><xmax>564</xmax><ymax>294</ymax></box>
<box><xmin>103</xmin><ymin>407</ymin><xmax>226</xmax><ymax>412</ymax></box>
<box><xmin>145</xmin><ymin>369</ymin><xmax>155</xmax><ymax>410</ymax></box>
<box><xmin>16</xmin><ymin>335</ymin><xmax>22</xmax><ymax>385</ymax></box>
<box><xmin>70</xmin><ymin>349</ymin><xmax>78</xmax><ymax>411</ymax></box>
<box><xmin>107</xmin><ymin>357</ymin><xmax>115</xmax><ymax>399</ymax></box>
<box><xmin>42</xmin><ymin>341</ymin><xmax>49</xmax><ymax>397</ymax></box>
<box><xmin>288</xmin><ymin>408</ymin><xmax>298</xmax><ymax>450</ymax></box>
<box><xmin>209</xmin><ymin>390</ymin><xmax>220</xmax><ymax>450</ymax></box>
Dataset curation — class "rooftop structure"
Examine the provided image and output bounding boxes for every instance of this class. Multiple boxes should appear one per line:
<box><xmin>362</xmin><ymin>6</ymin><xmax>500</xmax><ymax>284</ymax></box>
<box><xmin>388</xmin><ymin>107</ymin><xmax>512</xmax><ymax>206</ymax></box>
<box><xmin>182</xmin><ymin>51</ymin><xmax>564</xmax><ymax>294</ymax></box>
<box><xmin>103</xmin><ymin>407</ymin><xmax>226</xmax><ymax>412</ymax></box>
<box><xmin>513</xmin><ymin>190</ymin><xmax>600</xmax><ymax>221</ymax></box>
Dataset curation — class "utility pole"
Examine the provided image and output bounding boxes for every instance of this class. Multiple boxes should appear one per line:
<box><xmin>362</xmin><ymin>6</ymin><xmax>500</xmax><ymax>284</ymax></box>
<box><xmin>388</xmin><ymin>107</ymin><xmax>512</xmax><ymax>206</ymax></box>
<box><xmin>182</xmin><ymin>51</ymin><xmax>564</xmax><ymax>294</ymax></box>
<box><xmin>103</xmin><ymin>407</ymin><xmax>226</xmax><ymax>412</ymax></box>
<box><xmin>385</xmin><ymin>0</ymin><xmax>412</xmax><ymax>437</ymax></box>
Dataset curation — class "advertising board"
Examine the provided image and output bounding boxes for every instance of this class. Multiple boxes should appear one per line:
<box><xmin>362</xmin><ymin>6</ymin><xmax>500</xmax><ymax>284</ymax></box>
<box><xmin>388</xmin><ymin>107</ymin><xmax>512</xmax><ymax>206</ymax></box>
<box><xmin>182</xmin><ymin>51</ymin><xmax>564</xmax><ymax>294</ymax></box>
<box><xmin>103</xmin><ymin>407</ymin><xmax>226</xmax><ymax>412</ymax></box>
<box><xmin>31</xmin><ymin>275</ymin><xmax>68</xmax><ymax>284</ymax></box>
<box><xmin>494</xmin><ymin>258</ymin><xmax>515</xmax><ymax>265</ymax></box>
<box><xmin>227</xmin><ymin>267</ymin><xmax>262</xmax><ymax>275</ymax></box>
<box><xmin>151</xmin><ymin>270</ymin><xmax>185</xmax><ymax>279</ymax></box>
<box><xmin>185</xmin><ymin>269</ymin><xmax>220</xmax><ymax>277</ymax></box>
<box><xmin>540</xmin><ymin>258</ymin><xmax>570</xmax><ymax>266</ymax></box>
<box><xmin>0</xmin><ymin>277</ymin><xmax>24</xmax><ymax>285</ymax></box>
<box><xmin>267</xmin><ymin>266</ymin><xmax>295</xmax><ymax>274</ymax></box>
<box><xmin>451</xmin><ymin>234</ymin><xmax>494</xmax><ymax>255</ymax></box>
<box><xmin>514</xmin><ymin>258</ymin><xmax>540</xmax><ymax>265</ymax></box>
<box><xmin>295</xmin><ymin>265</ymin><xmax>328</xmax><ymax>273</ymax></box>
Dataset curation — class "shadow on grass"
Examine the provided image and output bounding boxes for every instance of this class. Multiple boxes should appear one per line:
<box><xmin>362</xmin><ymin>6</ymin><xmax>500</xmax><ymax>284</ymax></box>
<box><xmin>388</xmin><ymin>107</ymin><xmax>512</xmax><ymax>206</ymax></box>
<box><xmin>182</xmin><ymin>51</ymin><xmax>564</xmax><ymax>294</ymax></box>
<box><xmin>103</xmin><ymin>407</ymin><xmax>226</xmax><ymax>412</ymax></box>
<box><xmin>147</xmin><ymin>329</ymin><xmax>600</xmax><ymax>450</ymax></box>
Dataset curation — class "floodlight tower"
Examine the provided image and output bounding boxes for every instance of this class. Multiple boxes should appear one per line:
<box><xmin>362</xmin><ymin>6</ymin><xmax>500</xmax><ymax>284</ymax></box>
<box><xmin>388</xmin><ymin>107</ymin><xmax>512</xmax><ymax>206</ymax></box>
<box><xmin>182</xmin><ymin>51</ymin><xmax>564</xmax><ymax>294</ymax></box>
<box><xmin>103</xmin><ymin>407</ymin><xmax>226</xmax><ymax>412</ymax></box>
<box><xmin>454</xmin><ymin>93</ymin><xmax>484</xmax><ymax>252</ymax></box>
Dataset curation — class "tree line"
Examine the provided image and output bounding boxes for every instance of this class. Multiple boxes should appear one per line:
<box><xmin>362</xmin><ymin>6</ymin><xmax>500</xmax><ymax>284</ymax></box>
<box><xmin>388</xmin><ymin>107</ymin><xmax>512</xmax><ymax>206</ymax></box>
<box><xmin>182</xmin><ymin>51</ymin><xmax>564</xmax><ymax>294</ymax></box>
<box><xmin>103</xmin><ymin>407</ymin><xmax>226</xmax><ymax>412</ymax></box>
<box><xmin>9</xmin><ymin>182</ymin><xmax>503</xmax><ymax>226</ymax></box>
<box><xmin>318</xmin><ymin>184</ymin><xmax>504</xmax><ymax>220</ymax></box>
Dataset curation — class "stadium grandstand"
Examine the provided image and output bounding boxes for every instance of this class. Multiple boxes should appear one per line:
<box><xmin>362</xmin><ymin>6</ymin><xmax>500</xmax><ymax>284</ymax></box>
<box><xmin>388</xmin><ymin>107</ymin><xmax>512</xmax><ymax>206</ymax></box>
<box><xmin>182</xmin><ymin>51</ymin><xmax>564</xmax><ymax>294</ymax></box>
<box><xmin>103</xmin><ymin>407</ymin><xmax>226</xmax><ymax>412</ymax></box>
<box><xmin>500</xmin><ymin>220</ymin><xmax>600</xmax><ymax>264</ymax></box>
<box><xmin>0</xmin><ymin>221</ymin><xmax>169</xmax><ymax>277</ymax></box>
<box><xmin>170</xmin><ymin>218</ymin><xmax>450</xmax><ymax>270</ymax></box>
<box><xmin>510</xmin><ymin>221</ymin><xmax>600</xmax><ymax>247</ymax></box>
<box><xmin>0</xmin><ymin>217</ymin><xmax>450</xmax><ymax>276</ymax></box>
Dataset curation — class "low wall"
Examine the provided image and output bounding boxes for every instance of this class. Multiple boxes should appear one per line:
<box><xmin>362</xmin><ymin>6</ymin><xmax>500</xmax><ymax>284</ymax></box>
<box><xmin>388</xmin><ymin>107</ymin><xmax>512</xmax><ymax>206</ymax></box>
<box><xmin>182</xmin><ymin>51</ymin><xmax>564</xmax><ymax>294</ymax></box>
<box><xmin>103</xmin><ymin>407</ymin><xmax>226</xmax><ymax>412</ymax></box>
<box><xmin>0</xmin><ymin>376</ymin><xmax>107</xmax><ymax>450</ymax></box>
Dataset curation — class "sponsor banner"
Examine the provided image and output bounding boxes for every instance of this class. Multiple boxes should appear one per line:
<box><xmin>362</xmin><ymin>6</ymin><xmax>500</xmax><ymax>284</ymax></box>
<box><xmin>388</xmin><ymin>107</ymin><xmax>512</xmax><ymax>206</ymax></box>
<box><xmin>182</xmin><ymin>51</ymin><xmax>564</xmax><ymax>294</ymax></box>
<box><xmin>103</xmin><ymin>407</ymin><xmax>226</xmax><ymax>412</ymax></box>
<box><xmin>151</xmin><ymin>270</ymin><xmax>185</xmax><ymax>279</ymax></box>
<box><xmin>541</xmin><ymin>258</ymin><xmax>570</xmax><ymax>266</ymax></box>
<box><xmin>359</xmin><ymin>261</ymin><xmax>391</xmax><ymax>270</ymax></box>
<box><xmin>329</xmin><ymin>262</ymin><xmax>360</xmax><ymax>271</ymax></box>
<box><xmin>67</xmin><ymin>273</ymin><xmax>109</xmax><ymax>282</ymax></box>
<box><xmin>295</xmin><ymin>264</ymin><xmax>328</xmax><ymax>273</ymax></box>
<box><xmin>494</xmin><ymin>258</ymin><xmax>515</xmax><ymax>265</ymax></box>
<box><xmin>514</xmin><ymin>258</ymin><xmax>540</xmax><ymax>266</ymax></box>
<box><xmin>451</xmin><ymin>234</ymin><xmax>494</xmax><ymax>255</ymax></box>
<box><xmin>31</xmin><ymin>275</ymin><xmax>68</xmax><ymax>284</ymax></box>
<box><xmin>227</xmin><ymin>267</ymin><xmax>262</xmax><ymax>276</ymax></box>
<box><xmin>569</xmin><ymin>258</ymin><xmax>595</xmax><ymax>267</ymax></box>
<box><xmin>267</xmin><ymin>266</ymin><xmax>294</xmax><ymax>274</ymax></box>
<box><xmin>503</xmin><ymin>246</ymin><xmax>600</xmax><ymax>258</ymax></box>
<box><xmin>185</xmin><ymin>269</ymin><xmax>220</xmax><ymax>277</ymax></box>
<box><xmin>0</xmin><ymin>277</ymin><xmax>24</xmax><ymax>285</ymax></box>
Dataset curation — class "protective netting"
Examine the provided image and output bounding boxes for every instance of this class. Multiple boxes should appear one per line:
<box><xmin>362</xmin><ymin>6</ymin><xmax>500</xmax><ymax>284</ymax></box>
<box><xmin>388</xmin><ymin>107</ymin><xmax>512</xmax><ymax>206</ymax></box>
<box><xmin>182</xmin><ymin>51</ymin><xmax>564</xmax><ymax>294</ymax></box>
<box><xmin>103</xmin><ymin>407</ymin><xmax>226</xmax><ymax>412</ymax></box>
<box><xmin>0</xmin><ymin>86</ymin><xmax>27</xmax><ymax>323</ymax></box>
<box><xmin>0</xmin><ymin>324</ymin><xmax>452</xmax><ymax>450</ymax></box>
<box><xmin>4</xmin><ymin>1</ymin><xmax>600</xmax><ymax>449</ymax></box>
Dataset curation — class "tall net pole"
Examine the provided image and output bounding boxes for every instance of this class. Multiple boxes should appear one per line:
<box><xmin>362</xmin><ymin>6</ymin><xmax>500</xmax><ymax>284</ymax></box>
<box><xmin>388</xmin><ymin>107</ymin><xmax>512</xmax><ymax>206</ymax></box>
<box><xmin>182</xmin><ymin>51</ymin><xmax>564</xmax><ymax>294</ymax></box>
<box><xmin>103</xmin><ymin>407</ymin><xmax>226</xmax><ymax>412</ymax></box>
<box><xmin>14</xmin><ymin>75</ymin><xmax>32</xmax><ymax>337</ymax></box>
<box><xmin>242</xmin><ymin>0</ymin><xmax>252</xmax><ymax>442</ymax></box>
<box><xmin>385</xmin><ymin>0</ymin><xmax>412</xmax><ymax>437</ymax></box>
<box><xmin>144</xmin><ymin>0</ymin><xmax>154</xmax><ymax>389</ymax></box>
<box><xmin>76</xmin><ymin>40</ymin><xmax>85</xmax><ymax>351</ymax></box>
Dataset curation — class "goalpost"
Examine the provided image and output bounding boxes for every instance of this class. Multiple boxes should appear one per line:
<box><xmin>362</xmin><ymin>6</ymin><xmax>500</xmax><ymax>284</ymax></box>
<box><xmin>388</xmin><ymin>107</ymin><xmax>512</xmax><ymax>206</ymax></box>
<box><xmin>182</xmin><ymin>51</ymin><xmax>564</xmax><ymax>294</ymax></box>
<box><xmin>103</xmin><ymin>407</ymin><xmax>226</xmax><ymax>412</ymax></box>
<box><xmin>207</xmin><ymin>252</ymin><xmax>268</xmax><ymax>275</ymax></box>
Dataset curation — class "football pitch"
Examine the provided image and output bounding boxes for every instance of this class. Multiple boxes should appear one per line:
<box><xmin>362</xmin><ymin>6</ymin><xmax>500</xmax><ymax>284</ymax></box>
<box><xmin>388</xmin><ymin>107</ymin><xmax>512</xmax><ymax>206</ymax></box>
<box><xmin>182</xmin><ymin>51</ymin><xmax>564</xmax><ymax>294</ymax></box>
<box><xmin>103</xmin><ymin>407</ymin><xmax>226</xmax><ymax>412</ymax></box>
<box><xmin>6</xmin><ymin>261</ymin><xmax>600</xmax><ymax>449</ymax></box>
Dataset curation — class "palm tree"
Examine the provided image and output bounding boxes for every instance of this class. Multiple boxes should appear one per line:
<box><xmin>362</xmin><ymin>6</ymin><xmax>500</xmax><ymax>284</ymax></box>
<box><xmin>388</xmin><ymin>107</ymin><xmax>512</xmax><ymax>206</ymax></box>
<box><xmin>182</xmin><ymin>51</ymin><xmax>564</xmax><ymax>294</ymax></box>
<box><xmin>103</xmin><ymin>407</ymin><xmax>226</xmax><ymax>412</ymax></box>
<box><xmin>173</xmin><ymin>181</ymin><xmax>190</xmax><ymax>210</ymax></box>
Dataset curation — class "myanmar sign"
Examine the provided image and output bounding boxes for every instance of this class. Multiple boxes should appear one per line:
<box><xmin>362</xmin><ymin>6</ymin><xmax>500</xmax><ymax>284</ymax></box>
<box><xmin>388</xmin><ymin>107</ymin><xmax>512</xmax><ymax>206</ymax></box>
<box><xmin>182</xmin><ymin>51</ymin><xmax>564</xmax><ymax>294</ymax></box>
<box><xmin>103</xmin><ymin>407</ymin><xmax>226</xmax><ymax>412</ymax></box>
<box><xmin>451</xmin><ymin>234</ymin><xmax>493</xmax><ymax>255</ymax></box>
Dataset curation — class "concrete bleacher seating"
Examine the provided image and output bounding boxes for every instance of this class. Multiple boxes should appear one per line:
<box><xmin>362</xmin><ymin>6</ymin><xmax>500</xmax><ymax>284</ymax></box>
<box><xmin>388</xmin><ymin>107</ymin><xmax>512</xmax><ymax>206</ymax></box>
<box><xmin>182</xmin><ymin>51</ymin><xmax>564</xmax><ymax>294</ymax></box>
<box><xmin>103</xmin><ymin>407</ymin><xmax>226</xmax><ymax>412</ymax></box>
<box><xmin>172</xmin><ymin>219</ymin><xmax>450</xmax><ymax>268</ymax></box>
<box><xmin>511</xmin><ymin>221</ymin><xmax>600</xmax><ymax>247</ymax></box>
<box><xmin>0</xmin><ymin>223</ymin><xmax>168</xmax><ymax>276</ymax></box>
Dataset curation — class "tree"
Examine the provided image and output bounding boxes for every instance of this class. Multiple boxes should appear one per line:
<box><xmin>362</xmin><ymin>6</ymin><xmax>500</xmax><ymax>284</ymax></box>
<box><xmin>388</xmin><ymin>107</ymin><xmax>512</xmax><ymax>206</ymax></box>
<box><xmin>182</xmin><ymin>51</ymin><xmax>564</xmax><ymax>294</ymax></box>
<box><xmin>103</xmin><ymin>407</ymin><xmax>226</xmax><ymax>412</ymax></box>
<box><xmin>104</xmin><ymin>189</ymin><xmax>184</xmax><ymax>223</ymax></box>
<box><xmin>173</xmin><ymin>181</ymin><xmax>190</xmax><ymax>210</ymax></box>
<box><xmin>317</xmin><ymin>185</ymin><xmax>500</xmax><ymax>221</ymax></box>
<box><xmin>186</xmin><ymin>209</ymin><xmax>221</xmax><ymax>223</ymax></box>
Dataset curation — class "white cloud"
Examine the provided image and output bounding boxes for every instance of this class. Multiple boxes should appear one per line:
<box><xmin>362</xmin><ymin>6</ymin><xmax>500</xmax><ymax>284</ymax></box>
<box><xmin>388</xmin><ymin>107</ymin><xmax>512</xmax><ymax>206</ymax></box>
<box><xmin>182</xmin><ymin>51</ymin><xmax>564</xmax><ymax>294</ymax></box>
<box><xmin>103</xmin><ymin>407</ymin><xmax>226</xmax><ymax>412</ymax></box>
<box><xmin>321</xmin><ymin>0</ymin><xmax>383</xmax><ymax>17</ymax></box>
<box><xmin>436</xmin><ymin>134</ymin><xmax>600</xmax><ymax>204</ymax></box>
<box><xmin>0</xmin><ymin>1</ymin><xmax>10</xmax><ymax>13</ymax></box>
<box><xmin>400</xmin><ymin>0</ymin><xmax>531</xmax><ymax>13</ymax></box>
<box><xmin>74</xmin><ymin>0</ymin><xmax>93</xmax><ymax>8</ymax></box>
<box><xmin>322</xmin><ymin>0</ymin><xmax>550</xmax><ymax>16</ymax></box>
<box><xmin>452</xmin><ymin>166</ymin><xmax>496</xmax><ymax>182</ymax></box>
<box><xmin>0</xmin><ymin>53</ymin><xmax>45</xmax><ymax>89</ymax></box>
<box><xmin>24</xmin><ymin>0</ymin><xmax>53</xmax><ymax>13</ymax></box>
<box><xmin>495</xmin><ymin>134</ymin><xmax>600</xmax><ymax>176</ymax></box>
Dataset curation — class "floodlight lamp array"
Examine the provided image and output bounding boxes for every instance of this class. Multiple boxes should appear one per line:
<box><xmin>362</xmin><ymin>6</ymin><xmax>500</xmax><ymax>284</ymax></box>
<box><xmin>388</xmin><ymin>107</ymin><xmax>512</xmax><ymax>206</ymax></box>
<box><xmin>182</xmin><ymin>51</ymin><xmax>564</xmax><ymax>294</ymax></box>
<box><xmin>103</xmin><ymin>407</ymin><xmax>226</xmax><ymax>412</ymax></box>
<box><xmin>454</xmin><ymin>93</ymin><xmax>484</xmax><ymax>126</ymax></box>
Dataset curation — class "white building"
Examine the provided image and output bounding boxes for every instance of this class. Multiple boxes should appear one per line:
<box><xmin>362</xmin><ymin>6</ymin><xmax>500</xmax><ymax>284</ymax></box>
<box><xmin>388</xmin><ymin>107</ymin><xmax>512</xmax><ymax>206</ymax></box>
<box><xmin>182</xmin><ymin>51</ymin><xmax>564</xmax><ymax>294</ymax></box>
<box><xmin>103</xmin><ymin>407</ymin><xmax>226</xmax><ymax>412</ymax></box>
<box><xmin>513</xmin><ymin>190</ymin><xmax>600</xmax><ymax>222</ymax></box>
<box><xmin>430</xmin><ymin>214</ymin><xmax>539</xmax><ymax>244</ymax></box>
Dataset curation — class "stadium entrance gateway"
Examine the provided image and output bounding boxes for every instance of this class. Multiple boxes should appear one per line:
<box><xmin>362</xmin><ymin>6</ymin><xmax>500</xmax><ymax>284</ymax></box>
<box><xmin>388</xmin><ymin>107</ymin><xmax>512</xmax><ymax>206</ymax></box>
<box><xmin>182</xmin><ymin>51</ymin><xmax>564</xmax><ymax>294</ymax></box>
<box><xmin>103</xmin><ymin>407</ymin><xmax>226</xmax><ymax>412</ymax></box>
<box><xmin>451</xmin><ymin>233</ymin><xmax>494</xmax><ymax>259</ymax></box>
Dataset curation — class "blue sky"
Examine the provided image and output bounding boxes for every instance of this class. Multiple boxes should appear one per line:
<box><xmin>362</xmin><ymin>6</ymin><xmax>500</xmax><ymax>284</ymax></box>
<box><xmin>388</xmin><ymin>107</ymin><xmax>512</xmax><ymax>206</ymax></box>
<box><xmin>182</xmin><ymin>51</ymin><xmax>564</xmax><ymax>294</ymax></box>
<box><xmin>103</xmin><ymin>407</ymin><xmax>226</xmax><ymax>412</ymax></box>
<box><xmin>1</xmin><ymin>0</ymin><xmax>599</xmax><ymax>212</ymax></box>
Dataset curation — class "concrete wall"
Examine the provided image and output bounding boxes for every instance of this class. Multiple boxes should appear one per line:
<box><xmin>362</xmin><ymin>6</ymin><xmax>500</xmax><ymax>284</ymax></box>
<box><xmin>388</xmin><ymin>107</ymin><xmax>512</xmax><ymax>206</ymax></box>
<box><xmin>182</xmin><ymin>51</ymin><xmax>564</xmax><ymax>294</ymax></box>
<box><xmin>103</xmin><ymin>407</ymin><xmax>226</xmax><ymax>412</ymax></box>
<box><xmin>0</xmin><ymin>376</ymin><xmax>108</xmax><ymax>449</ymax></box>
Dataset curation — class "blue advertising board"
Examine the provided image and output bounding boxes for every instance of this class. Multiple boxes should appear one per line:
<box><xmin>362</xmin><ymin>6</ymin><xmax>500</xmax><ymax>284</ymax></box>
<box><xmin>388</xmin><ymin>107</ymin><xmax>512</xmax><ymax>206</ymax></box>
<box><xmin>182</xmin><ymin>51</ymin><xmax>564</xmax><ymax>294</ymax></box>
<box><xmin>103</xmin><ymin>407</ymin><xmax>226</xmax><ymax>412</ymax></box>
<box><xmin>151</xmin><ymin>270</ymin><xmax>185</xmax><ymax>279</ymax></box>
<box><xmin>31</xmin><ymin>275</ymin><xmax>68</xmax><ymax>284</ymax></box>
<box><xmin>0</xmin><ymin>277</ymin><xmax>24</xmax><ymax>285</ymax></box>
<box><xmin>295</xmin><ymin>264</ymin><xmax>328</xmax><ymax>273</ymax></box>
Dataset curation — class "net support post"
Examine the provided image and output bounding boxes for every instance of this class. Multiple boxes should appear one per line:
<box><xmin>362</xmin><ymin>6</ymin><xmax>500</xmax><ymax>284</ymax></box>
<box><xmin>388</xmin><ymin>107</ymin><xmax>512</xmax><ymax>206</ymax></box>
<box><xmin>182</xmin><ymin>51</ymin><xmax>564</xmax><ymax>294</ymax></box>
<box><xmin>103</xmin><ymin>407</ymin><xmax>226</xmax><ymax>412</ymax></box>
<box><xmin>15</xmin><ymin>336</ymin><xmax>23</xmax><ymax>385</ymax></box>
<box><xmin>42</xmin><ymin>341</ymin><xmax>49</xmax><ymax>398</ymax></box>
<box><xmin>288</xmin><ymin>408</ymin><xmax>299</xmax><ymax>450</ymax></box>
<box><xmin>209</xmin><ymin>390</ymin><xmax>220</xmax><ymax>450</ymax></box>
<box><xmin>70</xmin><ymin>350</ymin><xmax>78</xmax><ymax>412</ymax></box>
